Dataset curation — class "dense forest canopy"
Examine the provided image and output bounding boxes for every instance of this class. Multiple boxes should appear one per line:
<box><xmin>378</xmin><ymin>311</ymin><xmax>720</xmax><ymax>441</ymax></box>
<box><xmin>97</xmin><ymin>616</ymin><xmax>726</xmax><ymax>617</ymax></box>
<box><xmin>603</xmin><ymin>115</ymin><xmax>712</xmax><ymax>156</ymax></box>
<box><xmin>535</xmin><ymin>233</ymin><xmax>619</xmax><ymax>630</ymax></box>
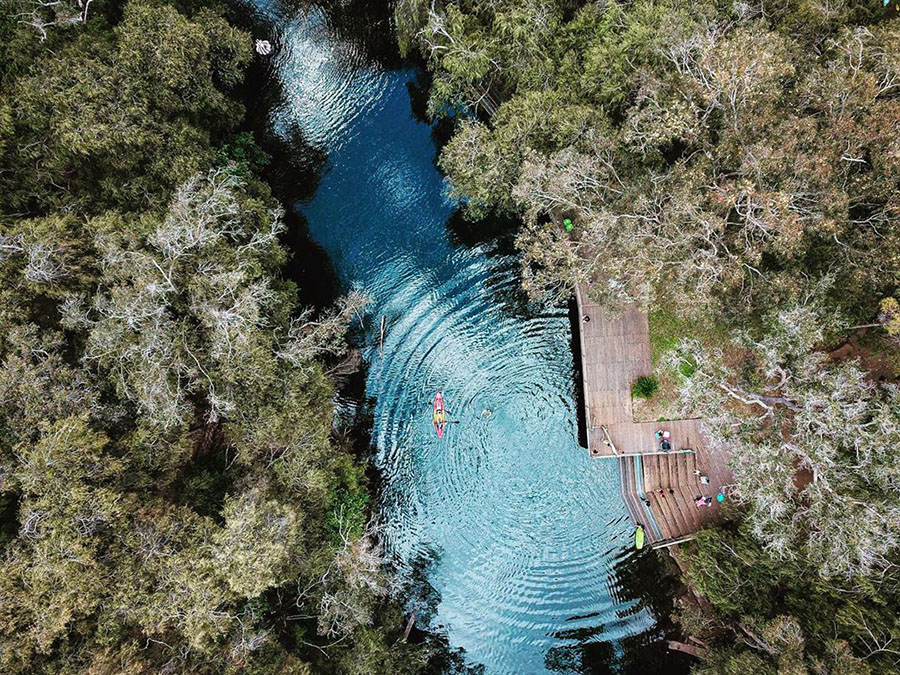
<box><xmin>0</xmin><ymin>1</ymin><xmax>473</xmax><ymax>672</ymax></box>
<box><xmin>397</xmin><ymin>0</ymin><xmax>900</xmax><ymax>672</ymax></box>
<box><xmin>4</xmin><ymin>0</ymin><xmax>900</xmax><ymax>671</ymax></box>
<box><xmin>398</xmin><ymin>0</ymin><xmax>899</xmax><ymax>323</ymax></box>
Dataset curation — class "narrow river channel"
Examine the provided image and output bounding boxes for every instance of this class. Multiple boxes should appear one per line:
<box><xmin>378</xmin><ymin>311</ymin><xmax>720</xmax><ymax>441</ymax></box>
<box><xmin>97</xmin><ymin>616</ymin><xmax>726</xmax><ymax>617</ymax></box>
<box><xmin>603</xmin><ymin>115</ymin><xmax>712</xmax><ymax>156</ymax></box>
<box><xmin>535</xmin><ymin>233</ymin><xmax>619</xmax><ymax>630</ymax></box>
<box><xmin>250</xmin><ymin>2</ymin><xmax>682</xmax><ymax>672</ymax></box>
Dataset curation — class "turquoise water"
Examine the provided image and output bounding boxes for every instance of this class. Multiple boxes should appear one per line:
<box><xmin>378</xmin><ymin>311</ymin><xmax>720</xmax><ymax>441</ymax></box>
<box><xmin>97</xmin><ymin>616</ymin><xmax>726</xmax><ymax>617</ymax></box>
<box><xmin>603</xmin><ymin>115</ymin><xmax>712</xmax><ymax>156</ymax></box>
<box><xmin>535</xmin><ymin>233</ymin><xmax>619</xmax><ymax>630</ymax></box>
<box><xmin>252</xmin><ymin>2</ymin><xmax>669</xmax><ymax>672</ymax></box>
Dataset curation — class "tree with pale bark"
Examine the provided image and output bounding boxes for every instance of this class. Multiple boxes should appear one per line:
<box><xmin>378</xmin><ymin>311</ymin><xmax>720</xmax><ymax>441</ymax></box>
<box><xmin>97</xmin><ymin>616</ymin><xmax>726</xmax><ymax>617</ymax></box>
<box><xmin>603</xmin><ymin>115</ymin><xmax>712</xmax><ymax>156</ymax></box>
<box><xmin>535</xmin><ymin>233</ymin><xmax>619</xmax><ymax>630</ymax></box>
<box><xmin>670</xmin><ymin>302</ymin><xmax>900</xmax><ymax>579</ymax></box>
<box><xmin>0</xmin><ymin>1</ymin><xmax>443</xmax><ymax>671</ymax></box>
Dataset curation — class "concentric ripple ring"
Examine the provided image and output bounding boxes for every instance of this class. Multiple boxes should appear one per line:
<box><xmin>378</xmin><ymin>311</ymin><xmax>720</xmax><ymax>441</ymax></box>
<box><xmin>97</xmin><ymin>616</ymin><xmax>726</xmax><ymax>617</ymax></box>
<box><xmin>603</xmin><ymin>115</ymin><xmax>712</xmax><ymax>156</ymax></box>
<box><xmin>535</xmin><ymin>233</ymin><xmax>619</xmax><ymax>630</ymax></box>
<box><xmin>252</xmin><ymin>1</ymin><xmax>662</xmax><ymax>672</ymax></box>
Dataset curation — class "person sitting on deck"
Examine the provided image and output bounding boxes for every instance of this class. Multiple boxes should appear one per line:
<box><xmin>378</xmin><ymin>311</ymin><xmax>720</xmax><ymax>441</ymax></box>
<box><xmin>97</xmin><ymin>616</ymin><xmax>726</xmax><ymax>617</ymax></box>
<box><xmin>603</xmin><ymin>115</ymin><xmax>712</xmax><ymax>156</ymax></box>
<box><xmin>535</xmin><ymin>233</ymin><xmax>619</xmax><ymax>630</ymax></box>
<box><xmin>695</xmin><ymin>495</ymin><xmax>712</xmax><ymax>507</ymax></box>
<box><xmin>655</xmin><ymin>429</ymin><xmax>672</xmax><ymax>452</ymax></box>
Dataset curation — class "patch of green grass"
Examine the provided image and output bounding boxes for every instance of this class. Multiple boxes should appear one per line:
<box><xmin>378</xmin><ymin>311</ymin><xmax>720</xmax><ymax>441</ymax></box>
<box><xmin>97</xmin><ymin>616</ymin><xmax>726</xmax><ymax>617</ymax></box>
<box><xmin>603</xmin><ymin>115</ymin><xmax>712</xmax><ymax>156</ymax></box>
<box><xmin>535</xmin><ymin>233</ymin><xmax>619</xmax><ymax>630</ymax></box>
<box><xmin>324</xmin><ymin>452</ymin><xmax>371</xmax><ymax>544</ymax></box>
<box><xmin>325</xmin><ymin>488</ymin><xmax>369</xmax><ymax>543</ymax></box>
<box><xmin>648</xmin><ymin>301</ymin><xmax>731</xmax><ymax>368</ymax></box>
<box><xmin>648</xmin><ymin>305</ymin><xmax>691</xmax><ymax>367</ymax></box>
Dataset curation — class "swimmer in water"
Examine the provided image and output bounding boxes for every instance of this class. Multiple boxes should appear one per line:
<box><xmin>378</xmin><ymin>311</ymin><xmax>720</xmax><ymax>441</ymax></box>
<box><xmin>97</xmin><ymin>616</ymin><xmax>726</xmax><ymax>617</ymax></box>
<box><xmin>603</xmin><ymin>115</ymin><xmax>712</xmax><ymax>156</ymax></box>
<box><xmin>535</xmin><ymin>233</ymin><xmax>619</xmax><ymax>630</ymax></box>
<box><xmin>480</xmin><ymin>408</ymin><xmax>493</xmax><ymax>419</ymax></box>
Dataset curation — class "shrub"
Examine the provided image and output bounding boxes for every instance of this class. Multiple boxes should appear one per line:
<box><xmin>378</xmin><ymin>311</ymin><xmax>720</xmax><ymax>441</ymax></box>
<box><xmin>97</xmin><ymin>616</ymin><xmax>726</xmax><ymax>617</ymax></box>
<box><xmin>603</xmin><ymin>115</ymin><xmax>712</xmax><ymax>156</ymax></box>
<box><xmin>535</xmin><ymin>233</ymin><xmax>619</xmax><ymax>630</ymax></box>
<box><xmin>632</xmin><ymin>375</ymin><xmax>659</xmax><ymax>399</ymax></box>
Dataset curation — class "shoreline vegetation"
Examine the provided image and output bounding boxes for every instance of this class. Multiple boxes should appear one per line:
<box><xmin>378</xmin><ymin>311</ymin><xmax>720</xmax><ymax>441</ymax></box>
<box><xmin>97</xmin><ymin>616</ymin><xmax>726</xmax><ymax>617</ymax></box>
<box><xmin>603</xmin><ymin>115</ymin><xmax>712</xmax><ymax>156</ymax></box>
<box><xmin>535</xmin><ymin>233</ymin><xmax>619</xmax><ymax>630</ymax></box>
<box><xmin>396</xmin><ymin>0</ymin><xmax>900</xmax><ymax>673</ymax></box>
<box><xmin>0</xmin><ymin>1</ymin><xmax>475</xmax><ymax>672</ymax></box>
<box><xmin>3</xmin><ymin>0</ymin><xmax>900</xmax><ymax>672</ymax></box>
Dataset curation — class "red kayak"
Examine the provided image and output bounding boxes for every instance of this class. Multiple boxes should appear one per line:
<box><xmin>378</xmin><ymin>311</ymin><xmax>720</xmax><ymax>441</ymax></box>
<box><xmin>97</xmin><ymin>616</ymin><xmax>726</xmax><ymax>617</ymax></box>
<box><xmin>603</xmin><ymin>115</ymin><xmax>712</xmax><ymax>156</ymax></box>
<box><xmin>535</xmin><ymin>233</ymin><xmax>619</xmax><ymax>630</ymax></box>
<box><xmin>433</xmin><ymin>391</ymin><xmax>446</xmax><ymax>438</ymax></box>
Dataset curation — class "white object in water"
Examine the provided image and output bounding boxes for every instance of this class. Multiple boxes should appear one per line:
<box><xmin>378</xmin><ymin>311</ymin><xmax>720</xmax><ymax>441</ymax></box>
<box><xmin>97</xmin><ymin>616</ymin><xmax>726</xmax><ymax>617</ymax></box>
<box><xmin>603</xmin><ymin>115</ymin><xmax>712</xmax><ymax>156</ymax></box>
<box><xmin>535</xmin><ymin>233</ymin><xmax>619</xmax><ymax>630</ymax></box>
<box><xmin>255</xmin><ymin>39</ymin><xmax>273</xmax><ymax>56</ymax></box>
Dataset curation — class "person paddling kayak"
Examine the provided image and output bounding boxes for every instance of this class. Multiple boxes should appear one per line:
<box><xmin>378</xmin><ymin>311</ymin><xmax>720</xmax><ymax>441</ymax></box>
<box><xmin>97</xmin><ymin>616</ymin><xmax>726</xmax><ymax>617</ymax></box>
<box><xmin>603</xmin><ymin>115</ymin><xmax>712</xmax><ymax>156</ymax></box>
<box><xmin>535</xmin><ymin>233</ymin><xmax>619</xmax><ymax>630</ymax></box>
<box><xmin>433</xmin><ymin>391</ymin><xmax>447</xmax><ymax>438</ymax></box>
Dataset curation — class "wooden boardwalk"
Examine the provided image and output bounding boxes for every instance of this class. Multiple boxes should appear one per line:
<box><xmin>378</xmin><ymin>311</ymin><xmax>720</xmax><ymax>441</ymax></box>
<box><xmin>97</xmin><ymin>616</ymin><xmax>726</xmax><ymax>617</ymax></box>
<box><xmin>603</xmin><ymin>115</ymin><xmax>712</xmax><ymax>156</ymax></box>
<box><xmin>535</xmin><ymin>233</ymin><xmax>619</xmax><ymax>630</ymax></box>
<box><xmin>575</xmin><ymin>284</ymin><xmax>733</xmax><ymax>545</ymax></box>
<box><xmin>575</xmin><ymin>285</ymin><xmax>649</xmax><ymax>432</ymax></box>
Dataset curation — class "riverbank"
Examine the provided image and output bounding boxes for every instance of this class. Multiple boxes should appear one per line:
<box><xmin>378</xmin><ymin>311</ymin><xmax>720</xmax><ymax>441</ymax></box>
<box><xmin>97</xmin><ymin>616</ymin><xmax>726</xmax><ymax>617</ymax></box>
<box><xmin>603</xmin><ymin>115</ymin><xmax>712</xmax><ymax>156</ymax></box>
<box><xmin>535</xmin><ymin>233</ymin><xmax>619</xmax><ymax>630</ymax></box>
<box><xmin>0</xmin><ymin>0</ymin><xmax>442</xmax><ymax>670</ymax></box>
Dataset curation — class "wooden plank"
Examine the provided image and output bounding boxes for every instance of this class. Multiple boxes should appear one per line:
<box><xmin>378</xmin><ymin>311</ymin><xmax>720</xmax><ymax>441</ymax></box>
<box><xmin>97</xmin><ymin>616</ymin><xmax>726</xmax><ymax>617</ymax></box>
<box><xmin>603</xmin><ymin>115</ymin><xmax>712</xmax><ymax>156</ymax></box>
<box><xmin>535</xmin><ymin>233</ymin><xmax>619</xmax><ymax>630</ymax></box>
<box><xmin>664</xmin><ymin>460</ymin><xmax>694</xmax><ymax>538</ymax></box>
<box><xmin>634</xmin><ymin>455</ymin><xmax>664</xmax><ymax>541</ymax></box>
<box><xmin>668</xmin><ymin>640</ymin><xmax>706</xmax><ymax>659</ymax></box>
<box><xmin>574</xmin><ymin>285</ymin><xmax>593</xmax><ymax>431</ymax></box>
<box><xmin>674</xmin><ymin>489</ymin><xmax>701</xmax><ymax>537</ymax></box>
<box><xmin>619</xmin><ymin>458</ymin><xmax>653</xmax><ymax>543</ymax></box>
<box><xmin>652</xmin><ymin>535</ymin><xmax>696</xmax><ymax>550</ymax></box>
<box><xmin>656</xmin><ymin>492</ymin><xmax>685</xmax><ymax>539</ymax></box>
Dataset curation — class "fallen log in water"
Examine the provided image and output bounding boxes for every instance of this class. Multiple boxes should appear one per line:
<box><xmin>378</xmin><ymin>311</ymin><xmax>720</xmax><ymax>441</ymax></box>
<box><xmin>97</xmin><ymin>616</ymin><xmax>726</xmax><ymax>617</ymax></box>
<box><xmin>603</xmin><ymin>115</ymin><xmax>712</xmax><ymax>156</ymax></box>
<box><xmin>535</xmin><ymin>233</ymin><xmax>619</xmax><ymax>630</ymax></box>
<box><xmin>668</xmin><ymin>640</ymin><xmax>706</xmax><ymax>659</ymax></box>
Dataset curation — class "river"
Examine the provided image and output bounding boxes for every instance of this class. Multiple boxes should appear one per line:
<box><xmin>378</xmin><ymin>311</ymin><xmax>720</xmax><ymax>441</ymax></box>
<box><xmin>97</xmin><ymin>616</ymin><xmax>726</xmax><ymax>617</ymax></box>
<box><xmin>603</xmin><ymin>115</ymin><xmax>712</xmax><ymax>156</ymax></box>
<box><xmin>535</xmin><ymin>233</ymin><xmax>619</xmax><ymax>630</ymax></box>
<box><xmin>248</xmin><ymin>1</ymin><xmax>686</xmax><ymax>672</ymax></box>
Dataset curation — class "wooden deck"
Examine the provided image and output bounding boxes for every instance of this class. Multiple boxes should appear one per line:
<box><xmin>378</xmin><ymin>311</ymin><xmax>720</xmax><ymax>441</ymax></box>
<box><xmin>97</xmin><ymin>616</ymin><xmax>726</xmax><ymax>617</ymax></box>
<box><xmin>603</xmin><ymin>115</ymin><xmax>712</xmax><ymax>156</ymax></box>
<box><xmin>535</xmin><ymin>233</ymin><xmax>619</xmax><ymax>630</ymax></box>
<box><xmin>614</xmin><ymin>434</ymin><xmax>733</xmax><ymax>546</ymax></box>
<box><xmin>575</xmin><ymin>284</ymin><xmax>733</xmax><ymax>545</ymax></box>
<box><xmin>588</xmin><ymin>419</ymin><xmax>706</xmax><ymax>458</ymax></box>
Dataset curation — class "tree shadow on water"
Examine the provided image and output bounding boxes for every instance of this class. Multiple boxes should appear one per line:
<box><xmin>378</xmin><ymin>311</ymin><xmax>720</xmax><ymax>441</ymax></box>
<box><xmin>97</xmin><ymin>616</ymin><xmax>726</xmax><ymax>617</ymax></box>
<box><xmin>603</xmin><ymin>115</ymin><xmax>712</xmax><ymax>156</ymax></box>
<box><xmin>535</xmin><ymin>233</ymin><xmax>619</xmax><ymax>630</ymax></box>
<box><xmin>282</xmin><ymin>208</ymin><xmax>341</xmax><ymax>309</ymax></box>
<box><xmin>282</xmin><ymin>0</ymin><xmax>406</xmax><ymax>70</ymax></box>
<box><xmin>226</xmin><ymin>3</ymin><xmax>342</xmax><ymax>309</ymax></box>
<box><xmin>405</xmin><ymin>67</ymin><xmax>461</xmax><ymax>159</ymax></box>
<box><xmin>397</xmin><ymin>547</ymin><xmax>486</xmax><ymax>674</ymax></box>
<box><xmin>444</xmin><ymin>209</ymin><xmax>520</xmax><ymax>255</ymax></box>
<box><xmin>545</xmin><ymin>549</ymin><xmax>694</xmax><ymax>675</ymax></box>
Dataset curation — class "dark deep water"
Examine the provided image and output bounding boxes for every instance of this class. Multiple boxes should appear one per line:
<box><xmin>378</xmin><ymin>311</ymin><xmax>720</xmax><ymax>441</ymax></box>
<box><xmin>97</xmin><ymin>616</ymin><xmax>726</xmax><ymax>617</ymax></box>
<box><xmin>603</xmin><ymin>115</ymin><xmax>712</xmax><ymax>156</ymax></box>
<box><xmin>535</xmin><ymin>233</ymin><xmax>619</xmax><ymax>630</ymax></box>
<box><xmin>246</xmin><ymin>2</ymin><xmax>690</xmax><ymax>672</ymax></box>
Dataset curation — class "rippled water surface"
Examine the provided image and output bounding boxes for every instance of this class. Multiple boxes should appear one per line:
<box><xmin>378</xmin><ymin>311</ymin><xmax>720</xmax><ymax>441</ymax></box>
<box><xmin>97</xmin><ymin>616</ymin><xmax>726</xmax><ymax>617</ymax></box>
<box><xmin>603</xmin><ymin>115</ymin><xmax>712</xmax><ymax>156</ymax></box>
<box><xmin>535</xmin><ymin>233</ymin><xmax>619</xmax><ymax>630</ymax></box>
<box><xmin>251</xmin><ymin>2</ymin><xmax>671</xmax><ymax>672</ymax></box>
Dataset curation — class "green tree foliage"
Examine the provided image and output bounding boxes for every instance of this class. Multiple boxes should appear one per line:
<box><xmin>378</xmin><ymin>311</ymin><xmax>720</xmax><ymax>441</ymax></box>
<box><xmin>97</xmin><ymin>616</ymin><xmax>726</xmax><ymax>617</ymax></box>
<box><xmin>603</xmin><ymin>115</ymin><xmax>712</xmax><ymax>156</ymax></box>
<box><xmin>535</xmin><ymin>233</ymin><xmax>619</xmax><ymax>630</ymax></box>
<box><xmin>1</xmin><ymin>416</ymin><xmax>124</xmax><ymax>662</ymax></box>
<box><xmin>75</xmin><ymin>169</ymin><xmax>291</xmax><ymax>430</ymax></box>
<box><xmin>0</xmin><ymin>1</ymin><xmax>436</xmax><ymax>672</ymax></box>
<box><xmin>1</xmin><ymin>0</ymin><xmax>249</xmax><ymax>214</ymax></box>
<box><xmin>400</xmin><ymin>0</ymin><xmax>900</xmax><ymax>324</ymax></box>
<box><xmin>660</xmin><ymin>297</ymin><xmax>900</xmax><ymax>670</ymax></box>
<box><xmin>214</xmin><ymin>490</ymin><xmax>306</xmax><ymax>599</ymax></box>
<box><xmin>681</xmin><ymin>523</ymin><xmax>895</xmax><ymax>674</ymax></box>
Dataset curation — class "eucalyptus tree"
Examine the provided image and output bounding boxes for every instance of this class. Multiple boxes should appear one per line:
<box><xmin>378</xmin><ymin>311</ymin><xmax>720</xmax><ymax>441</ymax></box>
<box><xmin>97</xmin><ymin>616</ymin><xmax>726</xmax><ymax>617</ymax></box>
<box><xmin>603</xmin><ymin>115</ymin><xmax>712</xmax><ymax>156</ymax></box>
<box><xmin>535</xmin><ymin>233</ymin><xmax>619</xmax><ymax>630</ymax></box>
<box><xmin>72</xmin><ymin>169</ymin><xmax>288</xmax><ymax>429</ymax></box>
<box><xmin>400</xmin><ymin>0</ymin><xmax>900</xmax><ymax>323</ymax></box>
<box><xmin>669</xmin><ymin>302</ymin><xmax>900</xmax><ymax>579</ymax></box>
<box><xmin>1</xmin><ymin>0</ymin><xmax>250</xmax><ymax>215</ymax></box>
